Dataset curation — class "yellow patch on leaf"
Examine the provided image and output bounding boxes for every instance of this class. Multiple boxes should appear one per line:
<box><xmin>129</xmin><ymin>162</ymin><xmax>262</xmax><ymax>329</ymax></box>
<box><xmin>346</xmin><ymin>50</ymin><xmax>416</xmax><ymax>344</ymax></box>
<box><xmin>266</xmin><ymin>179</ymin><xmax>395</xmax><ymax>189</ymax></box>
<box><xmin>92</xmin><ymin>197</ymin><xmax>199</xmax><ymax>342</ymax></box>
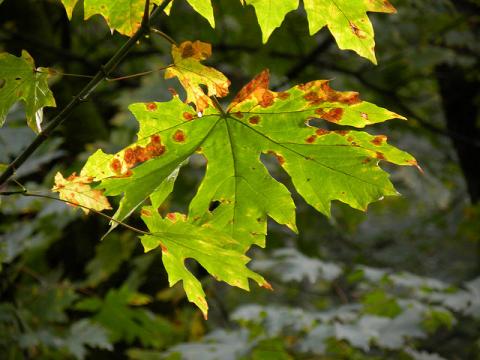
<box><xmin>165</xmin><ymin>40</ymin><xmax>230</xmax><ymax>113</ymax></box>
<box><xmin>52</xmin><ymin>172</ymin><xmax>112</xmax><ymax>214</ymax></box>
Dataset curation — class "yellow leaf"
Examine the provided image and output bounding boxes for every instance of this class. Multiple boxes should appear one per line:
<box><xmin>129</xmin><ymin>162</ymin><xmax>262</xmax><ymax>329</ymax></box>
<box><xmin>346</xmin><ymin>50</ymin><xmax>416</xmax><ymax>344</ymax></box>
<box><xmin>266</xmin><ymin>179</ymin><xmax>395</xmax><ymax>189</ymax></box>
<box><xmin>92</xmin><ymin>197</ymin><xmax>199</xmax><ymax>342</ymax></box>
<box><xmin>165</xmin><ymin>40</ymin><xmax>230</xmax><ymax>113</ymax></box>
<box><xmin>52</xmin><ymin>172</ymin><xmax>112</xmax><ymax>214</ymax></box>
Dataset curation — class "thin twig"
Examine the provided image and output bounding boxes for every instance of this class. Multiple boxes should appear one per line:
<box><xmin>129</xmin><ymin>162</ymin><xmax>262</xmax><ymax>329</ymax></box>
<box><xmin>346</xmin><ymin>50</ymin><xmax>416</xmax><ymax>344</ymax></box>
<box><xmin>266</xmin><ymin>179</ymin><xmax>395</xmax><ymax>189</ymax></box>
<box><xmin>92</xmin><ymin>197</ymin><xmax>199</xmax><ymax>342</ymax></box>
<box><xmin>106</xmin><ymin>64</ymin><xmax>173</xmax><ymax>81</ymax></box>
<box><xmin>0</xmin><ymin>0</ymin><xmax>173</xmax><ymax>187</ymax></box>
<box><xmin>0</xmin><ymin>189</ymin><xmax>151</xmax><ymax>236</ymax></box>
<box><xmin>151</xmin><ymin>27</ymin><xmax>177</xmax><ymax>45</ymax></box>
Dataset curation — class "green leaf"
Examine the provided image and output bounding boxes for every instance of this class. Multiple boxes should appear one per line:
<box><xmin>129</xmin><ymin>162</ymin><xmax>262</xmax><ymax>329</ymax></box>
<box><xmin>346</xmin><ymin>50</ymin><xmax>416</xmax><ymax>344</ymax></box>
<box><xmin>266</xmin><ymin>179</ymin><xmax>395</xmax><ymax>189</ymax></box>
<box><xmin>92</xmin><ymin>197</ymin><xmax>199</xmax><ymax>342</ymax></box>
<box><xmin>303</xmin><ymin>0</ymin><xmax>397</xmax><ymax>63</ymax></box>
<box><xmin>242</xmin><ymin>0</ymin><xmax>397</xmax><ymax>62</ymax></box>
<box><xmin>82</xmin><ymin>68</ymin><xmax>415</xmax><ymax>247</ymax></box>
<box><xmin>80</xmin><ymin>66</ymin><xmax>416</xmax><ymax>316</ymax></box>
<box><xmin>60</xmin><ymin>0</ymin><xmax>215</xmax><ymax>35</ymax></box>
<box><xmin>185</xmin><ymin>0</ymin><xmax>215</xmax><ymax>28</ymax></box>
<box><xmin>0</xmin><ymin>51</ymin><xmax>56</xmax><ymax>132</ymax></box>
<box><xmin>244</xmin><ymin>0</ymin><xmax>298</xmax><ymax>43</ymax></box>
<box><xmin>140</xmin><ymin>210</ymin><xmax>270</xmax><ymax>318</ymax></box>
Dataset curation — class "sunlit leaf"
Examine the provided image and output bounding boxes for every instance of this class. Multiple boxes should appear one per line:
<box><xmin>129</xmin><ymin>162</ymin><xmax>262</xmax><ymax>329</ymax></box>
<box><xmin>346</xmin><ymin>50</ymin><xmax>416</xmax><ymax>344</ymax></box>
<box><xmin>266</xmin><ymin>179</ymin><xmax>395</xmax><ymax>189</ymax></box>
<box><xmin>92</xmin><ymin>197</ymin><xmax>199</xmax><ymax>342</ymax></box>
<box><xmin>52</xmin><ymin>172</ymin><xmax>112</xmax><ymax>214</ymax></box>
<box><xmin>165</xmin><ymin>41</ymin><xmax>230</xmax><ymax>113</ymax></box>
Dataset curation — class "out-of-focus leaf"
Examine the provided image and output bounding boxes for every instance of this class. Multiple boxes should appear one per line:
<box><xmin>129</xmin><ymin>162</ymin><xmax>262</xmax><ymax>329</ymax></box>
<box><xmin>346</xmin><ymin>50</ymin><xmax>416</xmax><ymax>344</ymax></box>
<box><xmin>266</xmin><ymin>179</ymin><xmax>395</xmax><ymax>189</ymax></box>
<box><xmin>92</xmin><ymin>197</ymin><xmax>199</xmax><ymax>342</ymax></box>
<box><xmin>252</xmin><ymin>247</ymin><xmax>342</xmax><ymax>283</ymax></box>
<box><xmin>63</xmin><ymin>320</ymin><xmax>113</xmax><ymax>360</ymax></box>
<box><xmin>0</xmin><ymin>51</ymin><xmax>56</xmax><ymax>132</ymax></box>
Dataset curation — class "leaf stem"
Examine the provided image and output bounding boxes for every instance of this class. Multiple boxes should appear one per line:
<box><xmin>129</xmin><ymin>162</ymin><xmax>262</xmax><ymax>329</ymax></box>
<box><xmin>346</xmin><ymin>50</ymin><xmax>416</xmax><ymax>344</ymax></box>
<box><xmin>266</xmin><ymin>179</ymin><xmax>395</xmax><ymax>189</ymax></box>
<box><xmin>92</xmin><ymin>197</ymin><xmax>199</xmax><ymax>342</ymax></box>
<box><xmin>0</xmin><ymin>0</ymin><xmax>173</xmax><ymax>187</ymax></box>
<box><xmin>211</xmin><ymin>95</ymin><xmax>227</xmax><ymax>117</ymax></box>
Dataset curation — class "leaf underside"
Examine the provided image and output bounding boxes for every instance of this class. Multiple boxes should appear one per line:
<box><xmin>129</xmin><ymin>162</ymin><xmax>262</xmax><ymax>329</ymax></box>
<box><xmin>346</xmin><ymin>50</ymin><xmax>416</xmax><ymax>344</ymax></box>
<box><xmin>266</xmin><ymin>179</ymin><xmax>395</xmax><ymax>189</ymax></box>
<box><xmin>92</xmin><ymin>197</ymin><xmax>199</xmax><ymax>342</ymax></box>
<box><xmin>76</xmin><ymin>40</ymin><xmax>416</xmax><ymax>315</ymax></box>
<box><xmin>59</xmin><ymin>0</ymin><xmax>396</xmax><ymax>62</ymax></box>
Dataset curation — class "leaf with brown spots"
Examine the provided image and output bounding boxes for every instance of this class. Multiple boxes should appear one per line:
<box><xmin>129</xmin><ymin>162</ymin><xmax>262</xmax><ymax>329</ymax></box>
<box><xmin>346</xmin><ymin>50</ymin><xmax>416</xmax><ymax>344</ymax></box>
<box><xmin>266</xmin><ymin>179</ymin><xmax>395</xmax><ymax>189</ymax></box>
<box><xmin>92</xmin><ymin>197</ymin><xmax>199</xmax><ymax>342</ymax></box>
<box><xmin>52</xmin><ymin>172</ymin><xmax>112</xmax><ymax>214</ymax></box>
<box><xmin>303</xmin><ymin>0</ymin><xmax>397</xmax><ymax>63</ymax></box>
<box><xmin>140</xmin><ymin>209</ymin><xmax>269</xmax><ymax>319</ymax></box>
<box><xmin>165</xmin><ymin>41</ymin><xmax>230</xmax><ymax>113</ymax></box>
<box><xmin>79</xmin><ymin>69</ymin><xmax>416</xmax><ymax>317</ymax></box>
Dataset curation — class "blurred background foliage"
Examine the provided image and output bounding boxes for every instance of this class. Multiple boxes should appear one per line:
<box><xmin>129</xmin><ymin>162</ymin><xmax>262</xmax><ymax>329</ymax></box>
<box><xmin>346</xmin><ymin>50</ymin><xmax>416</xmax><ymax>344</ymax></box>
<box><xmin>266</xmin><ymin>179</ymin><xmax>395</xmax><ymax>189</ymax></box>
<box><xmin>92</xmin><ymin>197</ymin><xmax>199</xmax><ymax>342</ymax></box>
<box><xmin>0</xmin><ymin>0</ymin><xmax>479</xmax><ymax>358</ymax></box>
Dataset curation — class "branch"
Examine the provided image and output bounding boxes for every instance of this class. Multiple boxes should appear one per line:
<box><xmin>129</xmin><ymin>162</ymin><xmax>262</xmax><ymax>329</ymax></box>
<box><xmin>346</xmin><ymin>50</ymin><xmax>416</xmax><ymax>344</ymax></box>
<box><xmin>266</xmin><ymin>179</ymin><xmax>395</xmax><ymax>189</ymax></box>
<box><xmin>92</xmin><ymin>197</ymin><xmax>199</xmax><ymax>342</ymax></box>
<box><xmin>0</xmin><ymin>0</ymin><xmax>173</xmax><ymax>187</ymax></box>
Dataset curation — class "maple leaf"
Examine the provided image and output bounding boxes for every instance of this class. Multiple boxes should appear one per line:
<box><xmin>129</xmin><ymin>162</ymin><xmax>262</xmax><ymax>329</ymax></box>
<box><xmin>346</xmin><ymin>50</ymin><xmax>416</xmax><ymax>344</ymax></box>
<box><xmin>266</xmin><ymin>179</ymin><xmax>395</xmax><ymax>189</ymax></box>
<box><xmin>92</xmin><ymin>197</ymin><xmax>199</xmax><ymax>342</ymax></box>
<box><xmin>80</xmin><ymin>68</ymin><xmax>416</xmax><ymax>253</ymax></box>
<box><xmin>165</xmin><ymin>41</ymin><xmax>230</xmax><ymax>113</ymax></box>
<box><xmin>52</xmin><ymin>172</ymin><xmax>112</xmax><ymax>214</ymax></box>
<box><xmin>60</xmin><ymin>0</ymin><xmax>215</xmax><ymax>36</ymax></box>
<box><xmin>140</xmin><ymin>209</ymin><xmax>271</xmax><ymax>318</ymax></box>
<box><xmin>0</xmin><ymin>50</ymin><xmax>56</xmax><ymax>132</ymax></box>
<box><xmin>303</xmin><ymin>0</ymin><xmax>397</xmax><ymax>64</ymax></box>
<box><xmin>242</xmin><ymin>0</ymin><xmax>396</xmax><ymax>62</ymax></box>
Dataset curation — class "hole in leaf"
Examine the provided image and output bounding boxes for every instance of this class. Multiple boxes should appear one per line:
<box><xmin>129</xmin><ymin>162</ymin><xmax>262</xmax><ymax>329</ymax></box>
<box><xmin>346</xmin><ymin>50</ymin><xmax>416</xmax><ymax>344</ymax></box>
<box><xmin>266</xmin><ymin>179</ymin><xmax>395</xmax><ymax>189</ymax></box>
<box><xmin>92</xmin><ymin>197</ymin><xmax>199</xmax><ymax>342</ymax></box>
<box><xmin>15</xmin><ymin>77</ymin><xmax>21</xmax><ymax>81</ymax></box>
<box><xmin>208</xmin><ymin>200</ymin><xmax>220</xmax><ymax>212</ymax></box>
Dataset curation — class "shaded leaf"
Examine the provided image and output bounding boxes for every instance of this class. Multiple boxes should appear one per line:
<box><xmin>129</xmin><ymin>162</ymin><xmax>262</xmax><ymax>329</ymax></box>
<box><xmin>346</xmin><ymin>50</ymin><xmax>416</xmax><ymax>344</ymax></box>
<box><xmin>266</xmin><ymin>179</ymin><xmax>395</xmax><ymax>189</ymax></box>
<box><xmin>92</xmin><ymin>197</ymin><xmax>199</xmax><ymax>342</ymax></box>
<box><xmin>52</xmin><ymin>172</ymin><xmax>112</xmax><ymax>214</ymax></box>
<box><xmin>165</xmin><ymin>40</ymin><xmax>230</xmax><ymax>113</ymax></box>
<box><xmin>0</xmin><ymin>51</ymin><xmax>56</xmax><ymax>132</ymax></box>
<box><xmin>64</xmin><ymin>320</ymin><xmax>112</xmax><ymax>360</ymax></box>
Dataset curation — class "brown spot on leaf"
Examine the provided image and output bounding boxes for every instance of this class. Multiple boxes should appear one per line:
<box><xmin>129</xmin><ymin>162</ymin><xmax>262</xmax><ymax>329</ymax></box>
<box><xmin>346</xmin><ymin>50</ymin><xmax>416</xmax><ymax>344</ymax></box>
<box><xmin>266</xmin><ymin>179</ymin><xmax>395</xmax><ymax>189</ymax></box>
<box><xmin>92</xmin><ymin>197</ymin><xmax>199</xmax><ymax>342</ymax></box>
<box><xmin>141</xmin><ymin>209</ymin><xmax>152</xmax><ymax>217</ymax></box>
<box><xmin>183</xmin><ymin>112</ymin><xmax>194</xmax><ymax>121</ymax></box>
<box><xmin>173</xmin><ymin>130</ymin><xmax>186</xmax><ymax>142</ymax></box>
<box><xmin>316</xmin><ymin>108</ymin><xmax>344</xmax><ymax>122</ymax></box>
<box><xmin>316</xmin><ymin>128</ymin><xmax>329</xmax><ymax>136</ymax></box>
<box><xmin>261</xmin><ymin>282</ymin><xmax>273</xmax><ymax>291</ymax></box>
<box><xmin>306</xmin><ymin>135</ymin><xmax>317</xmax><ymax>143</ymax></box>
<box><xmin>181</xmin><ymin>43</ymin><xmax>195</xmax><ymax>58</ymax></box>
<box><xmin>166</xmin><ymin>213</ymin><xmax>177</xmax><ymax>222</ymax></box>
<box><xmin>376</xmin><ymin>152</ymin><xmax>386</xmax><ymax>160</ymax></box>
<box><xmin>146</xmin><ymin>102</ymin><xmax>157</xmax><ymax>111</ymax></box>
<box><xmin>160</xmin><ymin>243</ymin><xmax>168</xmax><ymax>253</ymax></box>
<box><xmin>234</xmin><ymin>111</ymin><xmax>243</xmax><ymax>118</ymax></box>
<box><xmin>124</xmin><ymin>148</ymin><xmax>136</xmax><ymax>166</ymax></box>
<box><xmin>230</xmin><ymin>69</ymin><xmax>270</xmax><ymax>107</ymax></box>
<box><xmin>278</xmin><ymin>92</ymin><xmax>290</xmax><ymax>100</ymax></box>
<box><xmin>168</xmin><ymin>87</ymin><xmax>178</xmax><ymax>96</ymax></box>
<box><xmin>361</xmin><ymin>112</ymin><xmax>369</xmax><ymax>120</ymax></box>
<box><xmin>336</xmin><ymin>130</ymin><xmax>349</xmax><ymax>136</ymax></box>
<box><xmin>249</xmin><ymin>115</ymin><xmax>260</xmax><ymax>125</ymax></box>
<box><xmin>110</xmin><ymin>158</ymin><xmax>122</xmax><ymax>174</ymax></box>
<box><xmin>350</xmin><ymin>21</ymin><xmax>367</xmax><ymax>39</ymax></box>
<box><xmin>260</xmin><ymin>91</ymin><xmax>274</xmax><ymax>107</ymax></box>
<box><xmin>362</xmin><ymin>157</ymin><xmax>372</xmax><ymax>164</ymax></box>
<box><xmin>371</xmin><ymin>135</ymin><xmax>387</xmax><ymax>146</ymax></box>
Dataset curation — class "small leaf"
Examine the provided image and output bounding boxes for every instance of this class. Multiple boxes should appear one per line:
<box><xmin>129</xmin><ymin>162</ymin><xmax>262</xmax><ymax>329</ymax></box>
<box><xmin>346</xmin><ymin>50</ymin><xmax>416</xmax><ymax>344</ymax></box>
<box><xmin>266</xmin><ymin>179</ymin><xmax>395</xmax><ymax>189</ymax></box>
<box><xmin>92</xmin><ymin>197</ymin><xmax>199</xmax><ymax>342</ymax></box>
<box><xmin>0</xmin><ymin>51</ymin><xmax>56</xmax><ymax>132</ymax></box>
<box><xmin>165</xmin><ymin>41</ymin><xmax>230</xmax><ymax>113</ymax></box>
<box><xmin>303</xmin><ymin>0</ymin><xmax>397</xmax><ymax>63</ymax></box>
<box><xmin>52</xmin><ymin>172</ymin><xmax>112</xmax><ymax>214</ymax></box>
<box><xmin>244</xmin><ymin>0</ymin><xmax>298</xmax><ymax>43</ymax></box>
<box><xmin>140</xmin><ymin>210</ymin><xmax>271</xmax><ymax>318</ymax></box>
<box><xmin>185</xmin><ymin>0</ymin><xmax>215</xmax><ymax>27</ymax></box>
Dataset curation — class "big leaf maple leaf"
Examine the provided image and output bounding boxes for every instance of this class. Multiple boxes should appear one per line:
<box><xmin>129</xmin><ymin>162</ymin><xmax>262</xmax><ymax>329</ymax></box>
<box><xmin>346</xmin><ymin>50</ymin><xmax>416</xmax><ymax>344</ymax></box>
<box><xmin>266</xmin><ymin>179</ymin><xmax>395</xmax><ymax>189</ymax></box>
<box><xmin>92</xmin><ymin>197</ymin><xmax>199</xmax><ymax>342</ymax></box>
<box><xmin>81</xmin><ymin>69</ymin><xmax>416</xmax><ymax>252</ymax></box>
<box><xmin>60</xmin><ymin>0</ymin><xmax>215</xmax><ymax>36</ymax></box>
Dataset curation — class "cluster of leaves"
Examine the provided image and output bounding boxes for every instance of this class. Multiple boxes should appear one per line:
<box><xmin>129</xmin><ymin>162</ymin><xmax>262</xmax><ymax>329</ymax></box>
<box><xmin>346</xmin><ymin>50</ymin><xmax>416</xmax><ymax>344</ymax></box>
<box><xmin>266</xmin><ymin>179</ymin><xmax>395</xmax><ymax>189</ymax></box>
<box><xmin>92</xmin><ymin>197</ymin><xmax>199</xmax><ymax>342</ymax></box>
<box><xmin>2</xmin><ymin>0</ymin><xmax>479</xmax><ymax>359</ymax></box>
